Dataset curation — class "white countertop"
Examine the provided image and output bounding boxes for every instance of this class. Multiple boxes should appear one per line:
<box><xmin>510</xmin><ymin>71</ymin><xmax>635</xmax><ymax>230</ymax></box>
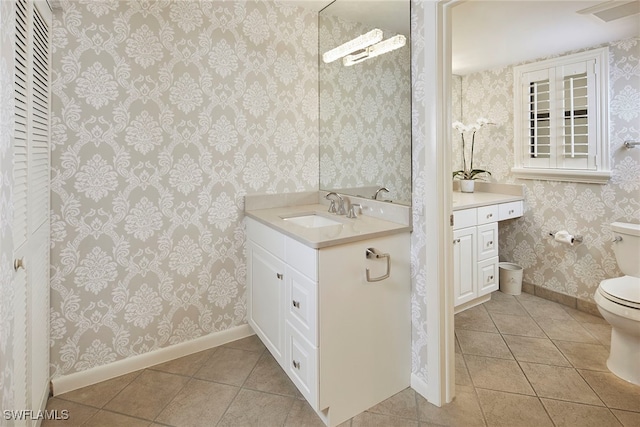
<box><xmin>452</xmin><ymin>191</ymin><xmax>524</xmax><ymax>211</ymax></box>
<box><xmin>245</xmin><ymin>204</ymin><xmax>411</xmax><ymax>249</ymax></box>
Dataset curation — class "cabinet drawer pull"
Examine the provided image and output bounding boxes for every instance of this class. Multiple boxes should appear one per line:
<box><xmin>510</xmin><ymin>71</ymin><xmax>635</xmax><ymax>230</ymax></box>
<box><xmin>292</xmin><ymin>300</ymin><xmax>300</xmax><ymax>308</ymax></box>
<box><xmin>453</xmin><ymin>239</ymin><xmax>460</xmax><ymax>244</ymax></box>
<box><xmin>509</xmin><ymin>209</ymin><xmax>514</xmax><ymax>215</ymax></box>
<box><xmin>487</xmin><ymin>241</ymin><xmax>493</xmax><ymax>247</ymax></box>
<box><xmin>276</xmin><ymin>273</ymin><xmax>283</xmax><ymax>280</ymax></box>
<box><xmin>488</xmin><ymin>275</ymin><xmax>494</xmax><ymax>281</ymax></box>
<box><xmin>486</xmin><ymin>213</ymin><xmax>493</xmax><ymax>219</ymax></box>
<box><xmin>292</xmin><ymin>360</ymin><xmax>300</xmax><ymax>369</ymax></box>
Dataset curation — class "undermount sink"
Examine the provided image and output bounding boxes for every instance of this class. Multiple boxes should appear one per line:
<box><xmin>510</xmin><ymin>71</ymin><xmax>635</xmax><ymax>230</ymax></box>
<box><xmin>282</xmin><ymin>213</ymin><xmax>342</xmax><ymax>228</ymax></box>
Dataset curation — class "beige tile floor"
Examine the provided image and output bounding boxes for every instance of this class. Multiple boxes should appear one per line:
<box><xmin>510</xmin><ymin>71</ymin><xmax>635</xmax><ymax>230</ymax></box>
<box><xmin>44</xmin><ymin>292</ymin><xmax>640</xmax><ymax>426</ymax></box>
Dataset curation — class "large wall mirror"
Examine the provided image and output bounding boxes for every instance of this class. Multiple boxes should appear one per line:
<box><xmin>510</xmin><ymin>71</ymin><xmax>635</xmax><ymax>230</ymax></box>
<box><xmin>318</xmin><ymin>0</ymin><xmax>411</xmax><ymax>205</ymax></box>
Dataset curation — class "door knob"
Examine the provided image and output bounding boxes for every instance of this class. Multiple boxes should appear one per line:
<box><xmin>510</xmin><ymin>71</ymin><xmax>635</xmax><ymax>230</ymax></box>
<box><xmin>14</xmin><ymin>258</ymin><xmax>24</xmax><ymax>271</ymax></box>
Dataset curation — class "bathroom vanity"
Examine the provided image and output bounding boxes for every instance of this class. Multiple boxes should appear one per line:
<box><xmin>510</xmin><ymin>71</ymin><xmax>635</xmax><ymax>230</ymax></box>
<box><xmin>245</xmin><ymin>194</ymin><xmax>411</xmax><ymax>427</ymax></box>
<box><xmin>452</xmin><ymin>185</ymin><xmax>524</xmax><ymax>313</ymax></box>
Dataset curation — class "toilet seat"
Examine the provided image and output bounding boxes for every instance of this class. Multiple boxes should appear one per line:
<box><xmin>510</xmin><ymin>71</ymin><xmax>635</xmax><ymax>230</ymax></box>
<box><xmin>598</xmin><ymin>276</ymin><xmax>640</xmax><ymax>310</ymax></box>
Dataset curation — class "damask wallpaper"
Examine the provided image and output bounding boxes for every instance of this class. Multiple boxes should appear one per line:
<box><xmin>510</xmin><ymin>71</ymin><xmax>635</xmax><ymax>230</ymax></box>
<box><xmin>459</xmin><ymin>38</ymin><xmax>640</xmax><ymax>303</ymax></box>
<box><xmin>0</xmin><ymin>0</ymin><xmax>16</xmax><ymax>418</ymax></box>
<box><xmin>409</xmin><ymin>0</ymin><xmax>428</xmax><ymax>385</ymax></box>
<box><xmin>319</xmin><ymin>13</ymin><xmax>412</xmax><ymax>204</ymax></box>
<box><xmin>50</xmin><ymin>0</ymin><xmax>319</xmax><ymax>378</ymax></box>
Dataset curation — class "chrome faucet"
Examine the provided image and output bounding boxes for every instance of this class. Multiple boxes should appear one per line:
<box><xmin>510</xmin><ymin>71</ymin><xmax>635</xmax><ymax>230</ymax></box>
<box><xmin>373</xmin><ymin>187</ymin><xmax>389</xmax><ymax>200</ymax></box>
<box><xmin>325</xmin><ymin>192</ymin><xmax>346</xmax><ymax>215</ymax></box>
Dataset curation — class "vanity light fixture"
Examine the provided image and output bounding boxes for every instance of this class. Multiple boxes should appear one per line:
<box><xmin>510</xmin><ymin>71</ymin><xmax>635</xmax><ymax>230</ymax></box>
<box><xmin>342</xmin><ymin>34</ymin><xmax>406</xmax><ymax>67</ymax></box>
<box><xmin>322</xmin><ymin>28</ymin><xmax>383</xmax><ymax>63</ymax></box>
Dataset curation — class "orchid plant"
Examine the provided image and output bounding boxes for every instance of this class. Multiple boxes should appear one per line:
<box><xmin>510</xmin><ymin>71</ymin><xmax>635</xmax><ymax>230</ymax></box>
<box><xmin>452</xmin><ymin>118</ymin><xmax>493</xmax><ymax>181</ymax></box>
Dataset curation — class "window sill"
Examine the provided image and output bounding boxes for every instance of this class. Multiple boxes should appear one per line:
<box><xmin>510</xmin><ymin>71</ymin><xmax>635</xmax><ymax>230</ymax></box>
<box><xmin>511</xmin><ymin>167</ymin><xmax>611</xmax><ymax>184</ymax></box>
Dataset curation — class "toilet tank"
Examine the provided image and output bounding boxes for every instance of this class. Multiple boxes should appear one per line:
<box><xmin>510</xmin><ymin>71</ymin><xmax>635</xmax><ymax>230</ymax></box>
<box><xmin>611</xmin><ymin>222</ymin><xmax>640</xmax><ymax>277</ymax></box>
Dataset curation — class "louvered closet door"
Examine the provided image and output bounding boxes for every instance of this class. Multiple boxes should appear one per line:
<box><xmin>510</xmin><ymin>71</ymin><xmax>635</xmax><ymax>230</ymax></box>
<box><xmin>13</xmin><ymin>0</ymin><xmax>51</xmax><ymax>418</ymax></box>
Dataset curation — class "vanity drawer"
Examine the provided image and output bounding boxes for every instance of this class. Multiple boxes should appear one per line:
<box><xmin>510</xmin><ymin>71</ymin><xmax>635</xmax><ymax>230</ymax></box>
<box><xmin>285</xmin><ymin>266</ymin><xmax>318</xmax><ymax>346</ymax></box>
<box><xmin>477</xmin><ymin>222</ymin><xmax>498</xmax><ymax>261</ymax></box>
<box><xmin>453</xmin><ymin>208</ymin><xmax>477</xmax><ymax>230</ymax></box>
<box><xmin>247</xmin><ymin>217</ymin><xmax>285</xmax><ymax>260</ymax></box>
<box><xmin>478</xmin><ymin>256</ymin><xmax>499</xmax><ymax>296</ymax></box>
<box><xmin>285</xmin><ymin>321</ymin><xmax>318</xmax><ymax>409</ymax></box>
<box><xmin>285</xmin><ymin>236</ymin><xmax>317</xmax><ymax>280</ymax></box>
<box><xmin>477</xmin><ymin>205</ymin><xmax>499</xmax><ymax>225</ymax></box>
<box><xmin>499</xmin><ymin>201</ymin><xmax>523</xmax><ymax>221</ymax></box>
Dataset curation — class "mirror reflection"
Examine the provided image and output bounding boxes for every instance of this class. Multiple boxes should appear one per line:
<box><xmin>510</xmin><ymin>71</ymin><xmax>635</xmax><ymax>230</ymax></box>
<box><xmin>318</xmin><ymin>0</ymin><xmax>411</xmax><ymax>205</ymax></box>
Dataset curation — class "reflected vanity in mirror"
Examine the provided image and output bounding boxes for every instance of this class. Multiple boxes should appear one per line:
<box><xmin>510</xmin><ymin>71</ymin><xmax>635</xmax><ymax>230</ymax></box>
<box><xmin>318</xmin><ymin>0</ymin><xmax>411</xmax><ymax>205</ymax></box>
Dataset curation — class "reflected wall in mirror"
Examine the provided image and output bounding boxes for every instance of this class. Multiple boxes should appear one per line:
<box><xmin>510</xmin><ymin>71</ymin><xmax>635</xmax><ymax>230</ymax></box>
<box><xmin>319</xmin><ymin>0</ymin><xmax>411</xmax><ymax>205</ymax></box>
<box><xmin>452</xmin><ymin>74</ymin><xmax>463</xmax><ymax>172</ymax></box>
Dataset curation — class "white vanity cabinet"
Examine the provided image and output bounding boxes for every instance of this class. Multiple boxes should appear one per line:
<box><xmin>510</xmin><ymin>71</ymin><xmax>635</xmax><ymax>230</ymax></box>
<box><xmin>453</xmin><ymin>200</ymin><xmax>523</xmax><ymax>311</ymax></box>
<box><xmin>246</xmin><ymin>217</ymin><xmax>410</xmax><ymax>427</ymax></box>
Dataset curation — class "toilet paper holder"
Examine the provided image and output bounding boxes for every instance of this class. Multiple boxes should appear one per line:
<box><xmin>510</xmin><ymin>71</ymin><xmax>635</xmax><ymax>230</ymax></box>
<box><xmin>548</xmin><ymin>231</ymin><xmax>583</xmax><ymax>244</ymax></box>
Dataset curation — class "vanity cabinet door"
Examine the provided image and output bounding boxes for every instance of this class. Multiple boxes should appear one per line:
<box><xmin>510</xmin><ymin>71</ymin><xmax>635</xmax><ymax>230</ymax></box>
<box><xmin>248</xmin><ymin>242</ymin><xmax>285</xmax><ymax>364</ymax></box>
<box><xmin>453</xmin><ymin>227</ymin><xmax>477</xmax><ymax>307</ymax></box>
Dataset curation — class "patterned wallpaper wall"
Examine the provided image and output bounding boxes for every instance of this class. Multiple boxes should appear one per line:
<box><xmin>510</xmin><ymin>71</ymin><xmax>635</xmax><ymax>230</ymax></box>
<box><xmin>0</xmin><ymin>0</ymin><xmax>16</xmax><ymax>417</ymax></box>
<box><xmin>459</xmin><ymin>38</ymin><xmax>640</xmax><ymax>302</ymax></box>
<box><xmin>319</xmin><ymin>14</ymin><xmax>412</xmax><ymax>204</ymax></box>
<box><xmin>409</xmin><ymin>0</ymin><xmax>428</xmax><ymax>384</ymax></box>
<box><xmin>50</xmin><ymin>0</ymin><xmax>318</xmax><ymax>377</ymax></box>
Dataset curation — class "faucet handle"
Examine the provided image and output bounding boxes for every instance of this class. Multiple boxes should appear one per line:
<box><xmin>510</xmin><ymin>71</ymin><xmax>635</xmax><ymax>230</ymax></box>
<box><xmin>327</xmin><ymin>199</ymin><xmax>337</xmax><ymax>213</ymax></box>
<box><xmin>347</xmin><ymin>203</ymin><xmax>362</xmax><ymax>219</ymax></box>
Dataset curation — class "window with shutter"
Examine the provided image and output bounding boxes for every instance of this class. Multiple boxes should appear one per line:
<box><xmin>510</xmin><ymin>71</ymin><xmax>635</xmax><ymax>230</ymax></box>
<box><xmin>512</xmin><ymin>47</ymin><xmax>610</xmax><ymax>184</ymax></box>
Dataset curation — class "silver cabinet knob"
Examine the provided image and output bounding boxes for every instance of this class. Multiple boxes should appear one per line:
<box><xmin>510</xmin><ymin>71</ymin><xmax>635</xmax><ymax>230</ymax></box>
<box><xmin>276</xmin><ymin>273</ymin><xmax>283</xmax><ymax>280</ymax></box>
<box><xmin>292</xmin><ymin>360</ymin><xmax>300</xmax><ymax>369</ymax></box>
<box><xmin>292</xmin><ymin>300</ymin><xmax>300</xmax><ymax>308</ymax></box>
<box><xmin>487</xmin><ymin>213</ymin><xmax>493</xmax><ymax>219</ymax></box>
<box><xmin>13</xmin><ymin>258</ymin><xmax>24</xmax><ymax>271</ymax></box>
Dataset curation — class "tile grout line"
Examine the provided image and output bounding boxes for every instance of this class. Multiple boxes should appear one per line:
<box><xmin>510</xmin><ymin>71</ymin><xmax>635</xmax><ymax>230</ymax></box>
<box><xmin>147</xmin><ymin>350</ymin><xmax>223</xmax><ymax>425</ymax></box>
<box><xmin>214</xmin><ymin>347</ymin><xmax>267</xmax><ymax>427</ymax></box>
<box><xmin>525</xmin><ymin>301</ymin><xmax>611</xmax><ymax>410</ymax></box>
<box><xmin>504</xmin><ymin>296</ymin><xmax>562</xmax><ymax>427</ymax></box>
<box><xmin>473</xmin><ymin>299</ymin><xmax>507</xmax><ymax>427</ymax></box>
<box><xmin>483</xmin><ymin>295</ymin><xmax>556</xmax><ymax>426</ymax></box>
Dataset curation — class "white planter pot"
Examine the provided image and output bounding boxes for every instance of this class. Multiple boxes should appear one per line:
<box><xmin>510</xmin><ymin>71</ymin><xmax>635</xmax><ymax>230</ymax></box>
<box><xmin>460</xmin><ymin>179</ymin><xmax>475</xmax><ymax>193</ymax></box>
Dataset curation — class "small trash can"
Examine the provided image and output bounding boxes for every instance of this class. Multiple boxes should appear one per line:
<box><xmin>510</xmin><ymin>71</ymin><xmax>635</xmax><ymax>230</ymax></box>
<box><xmin>499</xmin><ymin>262</ymin><xmax>523</xmax><ymax>295</ymax></box>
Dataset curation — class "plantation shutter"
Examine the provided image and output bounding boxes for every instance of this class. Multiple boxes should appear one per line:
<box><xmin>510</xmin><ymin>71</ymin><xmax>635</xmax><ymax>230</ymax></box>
<box><xmin>558</xmin><ymin>59</ymin><xmax>597</xmax><ymax>170</ymax></box>
<box><xmin>521</xmin><ymin>60</ymin><xmax>597</xmax><ymax>170</ymax></box>
<box><xmin>521</xmin><ymin>68</ymin><xmax>553</xmax><ymax>169</ymax></box>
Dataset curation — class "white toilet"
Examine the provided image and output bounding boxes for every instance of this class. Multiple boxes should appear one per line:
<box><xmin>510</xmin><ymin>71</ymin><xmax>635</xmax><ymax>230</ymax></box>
<box><xmin>594</xmin><ymin>222</ymin><xmax>640</xmax><ymax>385</ymax></box>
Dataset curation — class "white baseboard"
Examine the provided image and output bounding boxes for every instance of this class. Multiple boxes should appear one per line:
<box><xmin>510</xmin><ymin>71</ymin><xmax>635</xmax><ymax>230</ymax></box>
<box><xmin>51</xmin><ymin>324</ymin><xmax>254</xmax><ymax>396</ymax></box>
